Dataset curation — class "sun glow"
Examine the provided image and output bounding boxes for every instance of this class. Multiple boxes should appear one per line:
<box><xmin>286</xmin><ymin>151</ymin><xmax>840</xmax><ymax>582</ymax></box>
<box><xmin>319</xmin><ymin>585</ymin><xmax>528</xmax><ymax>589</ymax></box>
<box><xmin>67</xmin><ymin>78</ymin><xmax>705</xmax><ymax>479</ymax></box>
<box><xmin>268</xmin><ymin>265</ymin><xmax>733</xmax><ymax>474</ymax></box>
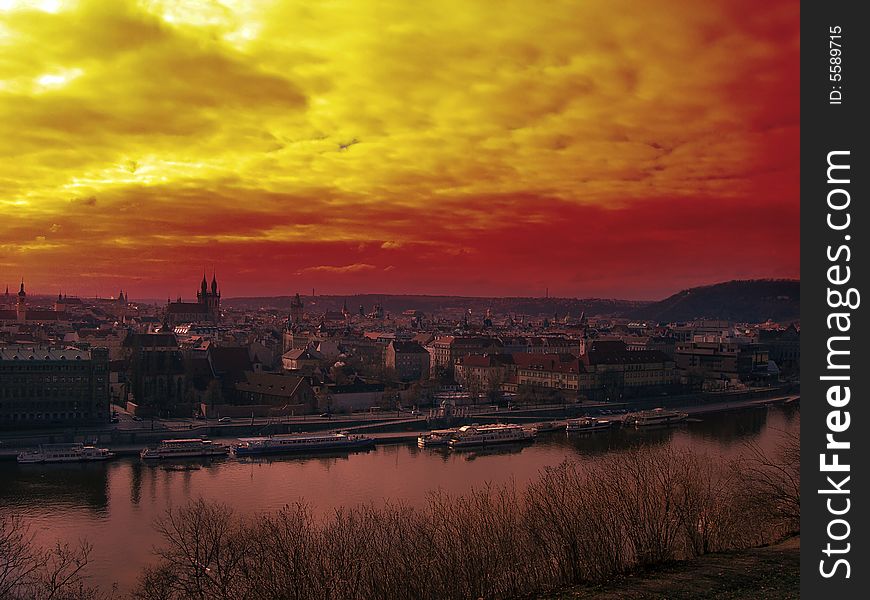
<box><xmin>35</xmin><ymin>67</ymin><xmax>82</xmax><ymax>88</ymax></box>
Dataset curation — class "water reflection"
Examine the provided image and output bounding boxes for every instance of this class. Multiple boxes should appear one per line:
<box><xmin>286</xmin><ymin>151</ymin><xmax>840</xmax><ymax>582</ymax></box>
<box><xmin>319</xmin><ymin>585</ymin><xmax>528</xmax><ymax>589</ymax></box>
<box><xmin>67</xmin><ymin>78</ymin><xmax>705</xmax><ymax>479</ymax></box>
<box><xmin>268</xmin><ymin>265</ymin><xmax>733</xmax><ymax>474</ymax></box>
<box><xmin>456</xmin><ymin>442</ymin><xmax>531</xmax><ymax>460</ymax></box>
<box><xmin>233</xmin><ymin>447</ymin><xmax>375</xmax><ymax>467</ymax></box>
<box><xmin>0</xmin><ymin>461</ymin><xmax>110</xmax><ymax>512</ymax></box>
<box><xmin>0</xmin><ymin>406</ymin><xmax>799</xmax><ymax>595</ymax></box>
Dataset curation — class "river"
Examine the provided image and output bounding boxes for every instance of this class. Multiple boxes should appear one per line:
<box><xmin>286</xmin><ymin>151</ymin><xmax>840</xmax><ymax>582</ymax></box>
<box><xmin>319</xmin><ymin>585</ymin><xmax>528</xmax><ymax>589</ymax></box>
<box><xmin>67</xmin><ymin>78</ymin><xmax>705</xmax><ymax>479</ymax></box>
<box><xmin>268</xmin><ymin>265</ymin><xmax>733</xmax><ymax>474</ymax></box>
<box><xmin>0</xmin><ymin>405</ymin><xmax>799</xmax><ymax>594</ymax></box>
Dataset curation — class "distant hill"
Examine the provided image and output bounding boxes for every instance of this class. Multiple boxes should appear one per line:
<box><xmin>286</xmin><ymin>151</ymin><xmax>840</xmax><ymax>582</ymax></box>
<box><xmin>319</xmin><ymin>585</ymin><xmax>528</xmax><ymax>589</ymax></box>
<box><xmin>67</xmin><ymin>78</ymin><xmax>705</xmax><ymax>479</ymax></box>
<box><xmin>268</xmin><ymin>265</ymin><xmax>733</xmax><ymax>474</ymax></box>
<box><xmin>223</xmin><ymin>280</ymin><xmax>798</xmax><ymax>323</ymax></box>
<box><xmin>627</xmin><ymin>280</ymin><xmax>799</xmax><ymax>323</ymax></box>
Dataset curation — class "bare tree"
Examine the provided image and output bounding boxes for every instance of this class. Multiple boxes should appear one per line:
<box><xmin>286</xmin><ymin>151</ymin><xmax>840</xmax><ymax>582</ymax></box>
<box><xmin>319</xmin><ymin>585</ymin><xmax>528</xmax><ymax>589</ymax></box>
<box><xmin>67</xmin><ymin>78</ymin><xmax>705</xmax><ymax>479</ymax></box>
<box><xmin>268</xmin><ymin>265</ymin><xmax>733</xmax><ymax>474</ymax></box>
<box><xmin>734</xmin><ymin>417</ymin><xmax>800</xmax><ymax>536</ymax></box>
<box><xmin>131</xmin><ymin>440</ymin><xmax>800</xmax><ymax>600</ymax></box>
<box><xmin>0</xmin><ymin>513</ymin><xmax>101</xmax><ymax>600</ymax></box>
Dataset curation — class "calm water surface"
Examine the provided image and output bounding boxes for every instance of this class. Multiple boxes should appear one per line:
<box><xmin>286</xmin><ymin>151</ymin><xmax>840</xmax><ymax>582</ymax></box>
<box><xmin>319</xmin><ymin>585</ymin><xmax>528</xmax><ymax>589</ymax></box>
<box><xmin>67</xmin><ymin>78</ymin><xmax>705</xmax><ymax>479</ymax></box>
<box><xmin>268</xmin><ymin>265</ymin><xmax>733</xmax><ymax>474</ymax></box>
<box><xmin>0</xmin><ymin>406</ymin><xmax>799</xmax><ymax>593</ymax></box>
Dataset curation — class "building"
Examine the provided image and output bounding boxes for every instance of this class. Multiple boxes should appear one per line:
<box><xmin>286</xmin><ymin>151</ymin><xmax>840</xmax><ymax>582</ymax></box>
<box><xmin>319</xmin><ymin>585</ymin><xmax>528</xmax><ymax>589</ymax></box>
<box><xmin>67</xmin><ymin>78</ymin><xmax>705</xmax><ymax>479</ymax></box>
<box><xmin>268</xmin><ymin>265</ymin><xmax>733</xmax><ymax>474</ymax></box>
<box><xmin>428</xmin><ymin>336</ymin><xmax>504</xmax><ymax>375</ymax></box>
<box><xmin>228</xmin><ymin>371</ymin><xmax>316</xmax><ymax>416</ymax></box>
<box><xmin>674</xmin><ymin>336</ymin><xmax>770</xmax><ymax>388</ymax></box>
<box><xmin>581</xmin><ymin>341</ymin><xmax>678</xmax><ymax>401</ymax></box>
<box><xmin>289</xmin><ymin>293</ymin><xmax>304</xmax><ymax>327</ymax></box>
<box><xmin>123</xmin><ymin>332</ymin><xmax>186</xmax><ymax>415</ymax></box>
<box><xmin>385</xmin><ymin>340</ymin><xmax>430</xmax><ymax>381</ymax></box>
<box><xmin>757</xmin><ymin>324</ymin><xmax>799</xmax><ymax>375</ymax></box>
<box><xmin>0</xmin><ymin>346</ymin><xmax>109</xmax><ymax>427</ymax></box>
<box><xmin>672</xmin><ymin>320</ymin><xmax>732</xmax><ymax>343</ymax></box>
<box><xmin>207</xmin><ymin>346</ymin><xmax>254</xmax><ymax>401</ymax></box>
<box><xmin>454</xmin><ymin>352</ymin><xmax>592</xmax><ymax>401</ymax></box>
<box><xmin>281</xmin><ymin>347</ymin><xmax>324</xmax><ymax>374</ymax></box>
<box><xmin>516</xmin><ymin>355</ymin><xmax>593</xmax><ymax>394</ymax></box>
<box><xmin>454</xmin><ymin>354</ymin><xmax>514</xmax><ymax>394</ymax></box>
<box><xmin>498</xmin><ymin>336</ymin><xmax>581</xmax><ymax>355</ymax></box>
<box><xmin>54</xmin><ymin>294</ymin><xmax>85</xmax><ymax>313</ymax></box>
<box><xmin>165</xmin><ymin>274</ymin><xmax>221</xmax><ymax>326</ymax></box>
<box><xmin>319</xmin><ymin>378</ymin><xmax>387</xmax><ymax>413</ymax></box>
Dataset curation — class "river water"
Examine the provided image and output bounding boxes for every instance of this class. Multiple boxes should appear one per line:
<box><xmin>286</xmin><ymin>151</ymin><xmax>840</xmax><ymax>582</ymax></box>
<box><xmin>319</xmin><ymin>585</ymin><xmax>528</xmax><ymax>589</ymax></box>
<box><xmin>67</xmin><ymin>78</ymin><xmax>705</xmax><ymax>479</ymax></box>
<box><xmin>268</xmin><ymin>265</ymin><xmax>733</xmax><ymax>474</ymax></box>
<box><xmin>0</xmin><ymin>405</ymin><xmax>799</xmax><ymax>594</ymax></box>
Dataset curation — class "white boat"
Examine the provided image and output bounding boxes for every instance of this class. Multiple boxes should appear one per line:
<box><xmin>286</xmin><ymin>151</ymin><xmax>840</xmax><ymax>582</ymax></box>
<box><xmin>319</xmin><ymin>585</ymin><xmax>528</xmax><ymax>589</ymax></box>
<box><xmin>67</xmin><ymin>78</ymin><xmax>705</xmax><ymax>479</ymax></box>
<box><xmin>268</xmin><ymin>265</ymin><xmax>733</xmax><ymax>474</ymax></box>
<box><xmin>624</xmin><ymin>408</ymin><xmax>688</xmax><ymax>428</ymax></box>
<box><xmin>417</xmin><ymin>429</ymin><xmax>457</xmax><ymax>448</ymax></box>
<box><xmin>449</xmin><ymin>424</ymin><xmax>536</xmax><ymax>449</ymax></box>
<box><xmin>17</xmin><ymin>443</ymin><xmax>114</xmax><ymax>464</ymax></box>
<box><xmin>232</xmin><ymin>432</ymin><xmax>375</xmax><ymax>456</ymax></box>
<box><xmin>565</xmin><ymin>417</ymin><xmax>613</xmax><ymax>433</ymax></box>
<box><xmin>140</xmin><ymin>438</ymin><xmax>229</xmax><ymax>460</ymax></box>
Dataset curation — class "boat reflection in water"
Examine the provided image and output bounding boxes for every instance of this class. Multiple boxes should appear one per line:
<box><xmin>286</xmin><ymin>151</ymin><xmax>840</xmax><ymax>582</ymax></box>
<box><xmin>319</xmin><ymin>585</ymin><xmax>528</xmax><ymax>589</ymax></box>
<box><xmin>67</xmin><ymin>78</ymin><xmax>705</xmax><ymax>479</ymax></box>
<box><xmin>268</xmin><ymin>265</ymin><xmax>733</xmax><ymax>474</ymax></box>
<box><xmin>457</xmin><ymin>441</ymin><xmax>532</xmax><ymax>461</ymax></box>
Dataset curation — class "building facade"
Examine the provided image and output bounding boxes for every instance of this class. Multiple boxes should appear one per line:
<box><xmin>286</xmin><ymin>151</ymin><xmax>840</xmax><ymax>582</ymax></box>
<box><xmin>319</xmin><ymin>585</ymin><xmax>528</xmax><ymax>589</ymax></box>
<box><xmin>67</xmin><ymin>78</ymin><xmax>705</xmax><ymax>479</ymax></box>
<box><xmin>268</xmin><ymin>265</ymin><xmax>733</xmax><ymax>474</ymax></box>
<box><xmin>385</xmin><ymin>340</ymin><xmax>430</xmax><ymax>381</ymax></box>
<box><xmin>674</xmin><ymin>336</ymin><xmax>770</xmax><ymax>387</ymax></box>
<box><xmin>0</xmin><ymin>346</ymin><xmax>109</xmax><ymax>427</ymax></box>
<box><xmin>428</xmin><ymin>336</ymin><xmax>504</xmax><ymax>374</ymax></box>
<box><xmin>516</xmin><ymin>355</ymin><xmax>594</xmax><ymax>393</ymax></box>
<box><xmin>123</xmin><ymin>332</ymin><xmax>186</xmax><ymax>414</ymax></box>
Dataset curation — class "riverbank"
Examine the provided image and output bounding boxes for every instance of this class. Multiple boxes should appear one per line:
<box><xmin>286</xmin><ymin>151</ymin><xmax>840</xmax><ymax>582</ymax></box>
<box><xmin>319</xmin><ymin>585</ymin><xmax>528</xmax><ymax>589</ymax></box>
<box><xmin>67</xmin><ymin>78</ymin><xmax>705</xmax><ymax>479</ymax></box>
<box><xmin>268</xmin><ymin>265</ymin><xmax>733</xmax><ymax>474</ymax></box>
<box><xmin>533</xmin><ymin>537</ymin><xmax>800</xmax><ymax>600</ymax></box>
<box><xmin>0</xmin><ymin>391</ymin><xmax>798</xmax><ymax>460</ymax></box>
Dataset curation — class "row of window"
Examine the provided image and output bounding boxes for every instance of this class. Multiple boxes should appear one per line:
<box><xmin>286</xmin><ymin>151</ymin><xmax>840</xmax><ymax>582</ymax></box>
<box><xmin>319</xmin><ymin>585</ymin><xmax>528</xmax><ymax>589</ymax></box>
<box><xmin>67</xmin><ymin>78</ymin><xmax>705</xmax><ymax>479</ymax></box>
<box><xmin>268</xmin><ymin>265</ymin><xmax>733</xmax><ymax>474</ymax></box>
<box><xmin>0</xmin><ymin>365</ymin><xmax>90</xmax><ymax>372</ymax></box>
<box><xmin>0</xmin><ymin>388</ymin><xmax>95</xmax><ymax>399</ymax></box>
<box><xmin>0</xmin><ymin>376</ymin><xmax>89</xmax><ymax>384</ymax></box>
<box><xmin>1</xmin><ymin>412</ymin><xmax>96</xmax><ymax>421</ymax></box>
<box><xmin>0</xmin><ymin>400</ymin><xmax>99</xmax><ymax>410</ymax></box>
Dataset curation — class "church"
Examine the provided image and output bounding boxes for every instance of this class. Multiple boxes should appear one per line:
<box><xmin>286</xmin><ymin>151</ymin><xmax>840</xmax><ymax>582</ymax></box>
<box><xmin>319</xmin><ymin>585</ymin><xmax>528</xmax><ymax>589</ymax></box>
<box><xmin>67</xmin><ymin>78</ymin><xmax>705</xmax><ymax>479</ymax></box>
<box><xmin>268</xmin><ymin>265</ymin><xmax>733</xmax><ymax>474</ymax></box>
<box><xmin>164</xmin><ymin>274</ymin><xmax>221</xmax><ymax>327</ymax></box>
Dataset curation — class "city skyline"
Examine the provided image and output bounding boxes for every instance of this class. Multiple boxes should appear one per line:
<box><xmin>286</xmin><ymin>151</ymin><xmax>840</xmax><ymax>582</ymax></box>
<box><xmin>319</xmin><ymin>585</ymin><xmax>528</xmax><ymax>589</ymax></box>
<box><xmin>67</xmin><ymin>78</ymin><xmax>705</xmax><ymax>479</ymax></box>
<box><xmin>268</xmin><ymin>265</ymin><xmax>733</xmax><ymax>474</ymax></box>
<box><xmin>3</xmin><ymin>274</ymin><xmax>799</xmax><ymax>303</ymax></box>
<box><xmin>2</xmin><ymin>0</ymin><xmax>798</xmax><ymax>299</ymax></box>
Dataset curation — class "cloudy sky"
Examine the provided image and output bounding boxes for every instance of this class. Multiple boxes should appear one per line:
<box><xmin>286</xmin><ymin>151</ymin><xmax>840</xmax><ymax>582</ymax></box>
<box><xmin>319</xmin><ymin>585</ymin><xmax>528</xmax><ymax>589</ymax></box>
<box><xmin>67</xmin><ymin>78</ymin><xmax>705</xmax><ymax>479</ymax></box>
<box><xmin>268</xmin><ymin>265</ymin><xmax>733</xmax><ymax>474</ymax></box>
<box><xmin>0</xmin><ymin>0</ymin><xmax>798</xmax><ymax>300</ymax></box>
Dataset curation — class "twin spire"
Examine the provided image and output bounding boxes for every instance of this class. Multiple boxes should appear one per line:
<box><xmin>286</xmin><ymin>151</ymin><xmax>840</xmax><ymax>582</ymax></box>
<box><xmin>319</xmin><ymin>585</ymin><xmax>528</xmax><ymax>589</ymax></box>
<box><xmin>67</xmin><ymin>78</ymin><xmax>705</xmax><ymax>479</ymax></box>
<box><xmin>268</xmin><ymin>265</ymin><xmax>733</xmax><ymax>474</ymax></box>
<box><xmin>201</xmin><ymin>270</ymin><xmax>219</xmax><ymax>294</ymax></box>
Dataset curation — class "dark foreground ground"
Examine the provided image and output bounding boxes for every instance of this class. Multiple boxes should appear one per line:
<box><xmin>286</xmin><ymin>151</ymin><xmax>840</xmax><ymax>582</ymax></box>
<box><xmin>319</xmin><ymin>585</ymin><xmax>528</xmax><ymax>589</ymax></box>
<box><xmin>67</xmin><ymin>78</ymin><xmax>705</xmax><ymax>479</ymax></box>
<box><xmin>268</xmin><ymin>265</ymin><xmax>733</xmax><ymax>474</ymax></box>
<box><xmin>535</xmin><ymin>537</ymin><xmax>799</xmax><ymax>600</ymax></box>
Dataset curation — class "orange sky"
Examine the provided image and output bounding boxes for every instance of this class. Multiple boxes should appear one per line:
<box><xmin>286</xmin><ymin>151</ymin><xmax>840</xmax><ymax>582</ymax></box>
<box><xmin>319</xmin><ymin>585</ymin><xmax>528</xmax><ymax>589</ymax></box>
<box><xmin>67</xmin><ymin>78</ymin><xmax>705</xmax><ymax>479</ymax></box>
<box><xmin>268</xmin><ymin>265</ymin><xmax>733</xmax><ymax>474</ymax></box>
<box><xmin>0</xmin><ymin>0</ymin><xmax>799</xmax><ymax>300</ymax></box>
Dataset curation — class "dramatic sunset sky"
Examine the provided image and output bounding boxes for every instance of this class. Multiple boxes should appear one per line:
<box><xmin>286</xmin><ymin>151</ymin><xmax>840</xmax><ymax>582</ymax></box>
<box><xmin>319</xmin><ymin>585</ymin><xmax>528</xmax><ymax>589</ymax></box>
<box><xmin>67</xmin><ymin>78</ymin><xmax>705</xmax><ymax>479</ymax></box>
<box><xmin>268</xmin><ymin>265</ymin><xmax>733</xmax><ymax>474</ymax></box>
<box><xmin>0</xmin><ymin>0</ymin><xmax>798</xmax><ymax>300</ymax></box>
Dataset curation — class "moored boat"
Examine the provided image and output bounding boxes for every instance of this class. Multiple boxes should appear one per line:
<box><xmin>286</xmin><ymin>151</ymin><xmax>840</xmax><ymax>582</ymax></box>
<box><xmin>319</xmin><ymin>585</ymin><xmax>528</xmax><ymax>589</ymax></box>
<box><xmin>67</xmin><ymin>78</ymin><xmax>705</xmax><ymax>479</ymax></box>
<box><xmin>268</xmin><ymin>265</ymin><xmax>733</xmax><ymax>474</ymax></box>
<box><xmin>565</xmin><ymin>417</ymin><xmax>613</xmax><ymax>433</ymax></box>
<box><xmin>17</xmin><ymin>443</ymin><xmax>114</xmax><ymax>464</ymax></box>
<box><xmin>624</xmin><ymin>408</ymin><xmax>688</xmax><ymax>428</ymax></box>
<box><xmin>532</xmin><ymin>421</ymin><xmax>563</xmax><ymax>433</ymax></box>
<box><xmin>449</xmin><ymin>423</ymin><xmax>536</xmax><ymax>449</ymax></box>
<box><xmin>417</xmin><ymin>429</ymin><xmax>457</xmax><ymax>448</ymax></box>
<box><xmin>232</xmin><ymin>432</ymin><xmax>374</xmax><ymax>456</ymax></box>
<box><xmin>140</xmin><ymin>438</ymin><xmax>229</xmax><ymax>460</ymax></box>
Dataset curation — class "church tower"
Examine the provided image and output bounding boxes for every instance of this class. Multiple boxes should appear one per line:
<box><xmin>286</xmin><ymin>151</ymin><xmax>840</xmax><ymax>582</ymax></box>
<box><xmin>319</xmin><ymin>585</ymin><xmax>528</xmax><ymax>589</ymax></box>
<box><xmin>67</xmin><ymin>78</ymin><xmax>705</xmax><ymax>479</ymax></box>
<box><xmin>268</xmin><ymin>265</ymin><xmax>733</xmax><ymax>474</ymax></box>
<box><xmin>206</xmin><ymin>273</ymin><xmax>221</xmax><ymax>320</ymax></box>
<box><xmin>289</xmin><ymin>293</ymin><xmax>304</xmax><ymax>328</ymax></box>
<box><xmin>194</xmin><ymin>273</ymin><xmax>221</xmax><ymax>322</ymax></box>
<box><xmin>197</xmin><ymin>273</ymin><xmax>208</xmax><ymax>303</ymax></box>
<box><xmin>16</xmin><ymin>280</ymin><xmax>26</xmax><ymax>321</ymax></box>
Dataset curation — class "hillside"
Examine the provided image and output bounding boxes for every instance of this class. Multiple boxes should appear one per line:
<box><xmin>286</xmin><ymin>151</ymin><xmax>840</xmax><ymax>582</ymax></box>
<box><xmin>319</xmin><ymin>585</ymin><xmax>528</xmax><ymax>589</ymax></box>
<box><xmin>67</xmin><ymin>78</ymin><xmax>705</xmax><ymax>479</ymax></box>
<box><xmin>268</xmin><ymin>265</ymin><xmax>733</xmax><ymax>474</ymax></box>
<box><xmin>628</xmin><ymin>280</ymin><xmax>799</xmax><ymax>323</ymax></box>
<box><xmin>534</xmin><ymin>536</ymin><xmax>799</xmax><ymax>600</ymax></box>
